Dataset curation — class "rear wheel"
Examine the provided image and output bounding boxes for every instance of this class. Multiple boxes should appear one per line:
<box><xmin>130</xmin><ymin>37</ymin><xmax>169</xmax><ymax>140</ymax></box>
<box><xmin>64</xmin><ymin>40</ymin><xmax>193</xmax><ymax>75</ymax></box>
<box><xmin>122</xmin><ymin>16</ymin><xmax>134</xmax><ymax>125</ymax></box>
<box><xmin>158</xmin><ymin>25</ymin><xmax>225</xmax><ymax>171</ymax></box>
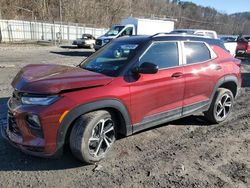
<box><xmin>204</xmin><ymin>88</ymin><xmax>234</xmax><ymax>123</ymax></box>
<box><xmin>70</xmin><ymin>110</ymin><xmax>116</xmax><ymax>163</ymax></box>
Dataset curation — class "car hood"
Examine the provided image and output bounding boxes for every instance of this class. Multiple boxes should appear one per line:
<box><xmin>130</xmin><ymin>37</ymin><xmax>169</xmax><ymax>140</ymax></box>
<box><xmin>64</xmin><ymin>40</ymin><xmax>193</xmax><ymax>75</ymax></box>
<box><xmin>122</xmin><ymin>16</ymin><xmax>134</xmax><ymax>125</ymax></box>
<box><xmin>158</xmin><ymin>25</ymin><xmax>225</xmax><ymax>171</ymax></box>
<box><xmin>12</xmin><ymin>64</ymin><xmax>114</xmax><ymax>94</ymax></box>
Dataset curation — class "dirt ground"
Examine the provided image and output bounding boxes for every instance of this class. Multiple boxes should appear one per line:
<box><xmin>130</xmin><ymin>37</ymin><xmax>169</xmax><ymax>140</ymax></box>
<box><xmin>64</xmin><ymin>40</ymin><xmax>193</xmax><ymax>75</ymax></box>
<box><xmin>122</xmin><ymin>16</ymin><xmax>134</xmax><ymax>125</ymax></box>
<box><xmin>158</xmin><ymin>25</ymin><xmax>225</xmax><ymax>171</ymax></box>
<box><xmin>0</xmin><ymin>44</ymin><xmax>249</xmax><ymax>188</ymax></box>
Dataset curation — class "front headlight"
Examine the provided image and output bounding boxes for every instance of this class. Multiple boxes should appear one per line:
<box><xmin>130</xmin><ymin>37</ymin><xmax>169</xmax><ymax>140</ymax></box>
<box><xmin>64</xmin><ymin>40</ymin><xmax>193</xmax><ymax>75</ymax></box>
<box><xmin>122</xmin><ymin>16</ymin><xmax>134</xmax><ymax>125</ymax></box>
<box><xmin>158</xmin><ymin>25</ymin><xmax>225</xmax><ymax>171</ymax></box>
<box><xmin>21</xmin><ymin>96</ymin><xmax>59</xmax><ymax>105</ymax></box>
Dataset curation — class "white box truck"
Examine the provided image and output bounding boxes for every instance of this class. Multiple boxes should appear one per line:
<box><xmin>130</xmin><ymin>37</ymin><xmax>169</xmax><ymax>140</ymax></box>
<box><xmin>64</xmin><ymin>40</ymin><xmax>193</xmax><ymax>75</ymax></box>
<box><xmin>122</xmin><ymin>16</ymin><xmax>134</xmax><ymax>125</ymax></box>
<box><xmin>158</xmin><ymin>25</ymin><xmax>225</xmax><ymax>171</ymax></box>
<box><xmin>94</xmin><ymin>17</ymin><xmax>175</xmax><ymax>50</ymax></box>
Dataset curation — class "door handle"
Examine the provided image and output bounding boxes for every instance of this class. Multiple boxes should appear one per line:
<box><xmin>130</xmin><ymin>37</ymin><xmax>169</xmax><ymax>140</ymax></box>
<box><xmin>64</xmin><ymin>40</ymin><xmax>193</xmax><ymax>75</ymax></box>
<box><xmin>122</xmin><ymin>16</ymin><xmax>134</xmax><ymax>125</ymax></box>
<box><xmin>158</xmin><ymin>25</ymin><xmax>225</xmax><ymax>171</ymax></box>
<box><xmin>171</xmin><ymin>72</ymin><xmax>183</xmax><ymax>78</ymax></box>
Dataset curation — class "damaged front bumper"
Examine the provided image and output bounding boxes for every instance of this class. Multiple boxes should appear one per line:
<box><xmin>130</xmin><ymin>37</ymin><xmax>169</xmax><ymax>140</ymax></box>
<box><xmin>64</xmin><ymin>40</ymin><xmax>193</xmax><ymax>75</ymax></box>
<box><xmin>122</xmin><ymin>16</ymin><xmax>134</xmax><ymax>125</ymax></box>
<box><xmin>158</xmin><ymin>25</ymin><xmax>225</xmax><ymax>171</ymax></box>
<box><xmin>1</xmin><ymin>115</ymin><xmax>61</xmax><ymax>159</ymax></box>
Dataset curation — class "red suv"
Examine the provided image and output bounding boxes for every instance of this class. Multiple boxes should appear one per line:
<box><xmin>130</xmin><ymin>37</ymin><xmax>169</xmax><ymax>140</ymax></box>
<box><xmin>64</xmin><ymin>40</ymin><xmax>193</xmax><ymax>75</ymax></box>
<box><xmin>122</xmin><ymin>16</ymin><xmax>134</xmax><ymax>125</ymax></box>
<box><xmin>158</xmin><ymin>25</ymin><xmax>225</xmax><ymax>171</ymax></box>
<box><xmin>2</xmin><ymin>34</ymin><xmax>241</xmax><ymax>163</ymax></box>
<box><xmin>235</xmin><ymin>35</ymin><xmax>250</xmax><ymax>59</ymax></box>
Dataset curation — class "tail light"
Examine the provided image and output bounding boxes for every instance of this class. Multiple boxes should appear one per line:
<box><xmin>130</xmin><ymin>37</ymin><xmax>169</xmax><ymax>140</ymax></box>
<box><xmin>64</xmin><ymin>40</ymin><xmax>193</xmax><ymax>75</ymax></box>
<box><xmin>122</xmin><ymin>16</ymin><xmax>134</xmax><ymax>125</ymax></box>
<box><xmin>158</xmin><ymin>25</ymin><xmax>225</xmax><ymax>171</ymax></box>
<box><xmin>247</xmin><ymin>42</ymin><xmax>250</xmax><ymax>53</ymax></box>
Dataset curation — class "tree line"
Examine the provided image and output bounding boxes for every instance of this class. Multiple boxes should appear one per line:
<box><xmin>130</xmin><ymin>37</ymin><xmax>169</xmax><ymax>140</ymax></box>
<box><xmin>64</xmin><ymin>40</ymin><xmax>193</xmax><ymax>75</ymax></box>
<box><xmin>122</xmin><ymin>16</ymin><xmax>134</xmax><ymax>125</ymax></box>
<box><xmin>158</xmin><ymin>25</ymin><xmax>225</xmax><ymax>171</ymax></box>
<box><xmin>0</xmin><ymin>0</ymin><xmax>249</xmax><ymax>35</ymax></box>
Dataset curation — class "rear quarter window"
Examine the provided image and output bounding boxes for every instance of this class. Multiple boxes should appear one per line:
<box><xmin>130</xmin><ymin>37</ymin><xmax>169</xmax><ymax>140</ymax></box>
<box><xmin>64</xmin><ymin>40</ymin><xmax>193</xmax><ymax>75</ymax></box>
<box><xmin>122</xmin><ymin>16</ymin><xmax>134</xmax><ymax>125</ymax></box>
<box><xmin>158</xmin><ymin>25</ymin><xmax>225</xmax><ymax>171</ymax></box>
<box><xmin>205</xmin><ymin>32</ymin><xmax>215</xmax><ymax>38</ymax></box>
<box><xmin>184</xmin><ymin>42</ymin><xmax>211</xmax><ymax>64</ymax></box>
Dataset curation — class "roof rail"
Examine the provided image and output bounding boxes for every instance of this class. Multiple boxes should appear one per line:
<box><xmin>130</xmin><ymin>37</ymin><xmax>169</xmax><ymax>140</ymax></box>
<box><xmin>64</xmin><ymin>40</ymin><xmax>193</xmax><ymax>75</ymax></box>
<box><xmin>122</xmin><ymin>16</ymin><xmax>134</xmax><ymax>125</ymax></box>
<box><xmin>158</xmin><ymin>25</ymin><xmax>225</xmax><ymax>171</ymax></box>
<box><xmin>151</xmin><ymin>32</ymin><xmax>213</xmax><ymax>39</ymax></box>
<box><xmin>150</xmin><ymin>32</ymin><xmax>170</xmax><ymax>38</ymax></box>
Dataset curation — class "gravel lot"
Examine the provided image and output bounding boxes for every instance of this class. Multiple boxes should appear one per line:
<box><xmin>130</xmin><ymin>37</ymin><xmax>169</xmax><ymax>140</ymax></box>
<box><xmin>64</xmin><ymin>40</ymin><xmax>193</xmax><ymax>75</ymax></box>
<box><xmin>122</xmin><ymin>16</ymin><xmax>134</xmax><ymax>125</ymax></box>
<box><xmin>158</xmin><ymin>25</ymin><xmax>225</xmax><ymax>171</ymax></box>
<box><xmin>0</xmin><ymin>44</ymin><xmax>249</xmax><ymax>188</ymax></box>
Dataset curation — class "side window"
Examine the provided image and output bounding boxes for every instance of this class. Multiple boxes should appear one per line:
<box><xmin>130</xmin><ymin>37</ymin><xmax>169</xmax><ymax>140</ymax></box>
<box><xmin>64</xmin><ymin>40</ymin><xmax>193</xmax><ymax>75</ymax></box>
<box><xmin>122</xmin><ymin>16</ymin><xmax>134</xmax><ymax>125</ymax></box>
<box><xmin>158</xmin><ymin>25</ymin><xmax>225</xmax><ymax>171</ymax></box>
<box><xmin>195</xmin><ymin>32</ymin><xmax>204</xmax><ymax>36</ymax></box>
<box><xmin>184</xmin><ymin>42</ymin><xmax>211</xmax><ymax>64</ymax></box>
<box><xmin>140</xmin><ymin>42</ymin><xmax>179</xmax><ymax>69</ymax></box>
<box><xmin>205</xmin><ymin>32</ymin><xmax>215</xmax><ymax>38</ymax></box>
<box><xmin>121</xmin><ymin>27</ymin><xmax>133</xmax><ymax>36</ymax></box>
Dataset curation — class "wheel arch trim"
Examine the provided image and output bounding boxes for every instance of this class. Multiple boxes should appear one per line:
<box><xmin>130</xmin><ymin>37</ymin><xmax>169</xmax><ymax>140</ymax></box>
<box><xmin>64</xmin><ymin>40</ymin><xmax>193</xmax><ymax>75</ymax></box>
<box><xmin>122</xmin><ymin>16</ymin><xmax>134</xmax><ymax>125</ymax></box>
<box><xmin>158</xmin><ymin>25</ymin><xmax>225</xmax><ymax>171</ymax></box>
<box><xmin>209</xmin><ymin>75</ymin><xmax>240</xmax><ymax>107</ymax></box>
<box><xmin>56</xmin><ymin>99</ymin><xmax>132</xmax><ymax>152</ymax></box>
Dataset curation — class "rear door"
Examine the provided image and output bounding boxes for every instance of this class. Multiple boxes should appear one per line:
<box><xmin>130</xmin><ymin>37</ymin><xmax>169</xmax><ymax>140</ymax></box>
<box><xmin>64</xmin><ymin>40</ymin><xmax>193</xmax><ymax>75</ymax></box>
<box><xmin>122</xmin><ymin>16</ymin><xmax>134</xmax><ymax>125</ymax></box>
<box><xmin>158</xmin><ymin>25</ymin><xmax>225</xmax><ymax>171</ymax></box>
<box><xmin>130</xmin><ymin>41</ymin><xmax>185</xmax><ymax>125</ymax></box>
<box><xmin>181</xmin><ymin>41</ymin><xmax>221</xmax><ymax>115</ymax></box>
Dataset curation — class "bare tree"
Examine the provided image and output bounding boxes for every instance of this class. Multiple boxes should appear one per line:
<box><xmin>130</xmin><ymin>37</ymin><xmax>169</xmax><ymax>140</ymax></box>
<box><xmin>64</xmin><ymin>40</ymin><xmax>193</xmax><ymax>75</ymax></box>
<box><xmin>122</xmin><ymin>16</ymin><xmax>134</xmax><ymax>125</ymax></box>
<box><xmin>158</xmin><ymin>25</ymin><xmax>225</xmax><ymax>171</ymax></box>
<box><xmin>0</xmin><ymin>0</ymin><xmax>249</xmax><ymax>34</ymax></box>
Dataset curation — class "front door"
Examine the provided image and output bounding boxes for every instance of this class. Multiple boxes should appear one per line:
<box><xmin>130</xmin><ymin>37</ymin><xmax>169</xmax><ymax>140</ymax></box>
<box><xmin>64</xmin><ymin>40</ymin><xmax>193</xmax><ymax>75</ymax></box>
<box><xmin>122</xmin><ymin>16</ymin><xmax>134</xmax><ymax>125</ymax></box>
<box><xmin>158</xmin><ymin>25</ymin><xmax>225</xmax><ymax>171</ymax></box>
<box><xmin>129</xmin><ymin>41</ymin><xmax>185</xmax><ymax>127</ymax></box>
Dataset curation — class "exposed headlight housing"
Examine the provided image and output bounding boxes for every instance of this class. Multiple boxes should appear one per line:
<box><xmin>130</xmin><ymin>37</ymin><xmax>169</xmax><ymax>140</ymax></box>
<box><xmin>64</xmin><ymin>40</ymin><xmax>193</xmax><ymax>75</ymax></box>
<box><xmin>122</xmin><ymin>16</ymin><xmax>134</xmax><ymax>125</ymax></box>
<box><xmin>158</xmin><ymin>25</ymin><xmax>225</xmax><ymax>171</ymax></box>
<box><xmin>21</xmin><ymin>96</ymin><xmax>59</xmax><ymax>105</ymax></box>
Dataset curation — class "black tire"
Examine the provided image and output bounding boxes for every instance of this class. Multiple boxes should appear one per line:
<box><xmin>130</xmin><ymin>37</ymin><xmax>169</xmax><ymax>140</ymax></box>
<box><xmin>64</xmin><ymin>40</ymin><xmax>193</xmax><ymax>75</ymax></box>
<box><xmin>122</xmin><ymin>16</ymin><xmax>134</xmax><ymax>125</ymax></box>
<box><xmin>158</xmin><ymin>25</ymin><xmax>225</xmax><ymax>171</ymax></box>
<box><xmin>204</xmin><ymin>88</ymin><xmax>234</xmax><ymax>123</ymax></box>
<box><xmin>70</xmin><ymin>110</ymin><xmax>116</xmax><ymax>164</ymax></box>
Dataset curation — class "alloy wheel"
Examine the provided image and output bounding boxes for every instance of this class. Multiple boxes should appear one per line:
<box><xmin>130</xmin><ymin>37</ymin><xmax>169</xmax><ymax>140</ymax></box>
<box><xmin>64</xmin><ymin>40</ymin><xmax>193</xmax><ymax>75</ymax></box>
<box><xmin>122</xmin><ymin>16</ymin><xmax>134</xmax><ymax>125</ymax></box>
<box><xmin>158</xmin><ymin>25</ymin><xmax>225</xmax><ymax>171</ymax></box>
<box><xmin>88</xmin><ymin>118</ymin><xmax>115</xmax><ymax>157</ymax></box>
<box><xmin>215</xmin><ymin>93</ymin><xmax>232</xmax><ymax>120</ymax></box>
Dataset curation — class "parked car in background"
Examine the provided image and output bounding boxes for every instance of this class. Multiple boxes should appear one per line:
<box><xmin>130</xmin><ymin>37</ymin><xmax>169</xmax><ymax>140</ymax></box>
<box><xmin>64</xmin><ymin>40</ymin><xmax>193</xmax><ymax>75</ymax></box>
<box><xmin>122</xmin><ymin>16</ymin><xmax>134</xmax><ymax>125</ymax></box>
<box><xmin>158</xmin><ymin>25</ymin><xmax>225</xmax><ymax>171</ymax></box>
<box><xmin>220</xmin><ymin>35</ymin><xmax>237</xmax><ymax>56</ymax></box>
<box><xmin>72</xmin><ymin>34</ymin><xmax>96</xmax><ymax>49</ymax></box>
<box><xmin>170</xmin><ymin>29</ymin><xmax>218</xmax><ymax>39</ymax></box>
<box><xmin>235</xmin><ymin>35</ymin><xmax>250</xmax><ymax>59</ymax></box>
<box><xmin>94</xmin><ymin>17</ymin><xmax>175</xmax><ymax>50</ymax></box>
<box><xmin>2</xmin><ymin>34</ymin><xmax>241</xmax><ymax>164</ymax></box>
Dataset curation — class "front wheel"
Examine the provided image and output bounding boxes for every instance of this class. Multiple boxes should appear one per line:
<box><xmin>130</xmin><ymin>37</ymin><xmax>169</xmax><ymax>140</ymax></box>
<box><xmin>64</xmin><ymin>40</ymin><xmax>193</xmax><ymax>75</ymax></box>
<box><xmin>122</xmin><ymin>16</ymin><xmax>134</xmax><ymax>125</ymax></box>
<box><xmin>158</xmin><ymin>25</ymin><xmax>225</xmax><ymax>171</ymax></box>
<box><xmin>204</xmin><ymin>88</ymin><xmax>234</xmax><ymax>123</ymax></box>
<box><xmin>70</xmin><ymin>110</ymin><xmax>116</xmax><ymax>164</ymax></box>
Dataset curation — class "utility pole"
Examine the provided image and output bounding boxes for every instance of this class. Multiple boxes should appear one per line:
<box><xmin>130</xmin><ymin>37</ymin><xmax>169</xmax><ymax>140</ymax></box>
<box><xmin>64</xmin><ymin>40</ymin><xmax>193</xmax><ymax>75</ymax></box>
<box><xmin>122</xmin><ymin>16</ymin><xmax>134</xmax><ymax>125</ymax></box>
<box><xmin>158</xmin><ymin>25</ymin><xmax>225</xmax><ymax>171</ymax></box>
<box><xmin>0</xmin><ymin>0</ymin><xmax>2</xmax><ymax>19</ymax></box>
<box><xmin>58</xmin><ymin>0</ymin><xmax>63</xmax><ymax>44</ymax></box>
<box><xmin>59</xmin><ymin>0</ymin><xmax>62</xmax><ymax>31</ymax></box>
<box><xmin>129</xmin><ymin>0</ymin><xmax>132</xmax><ymax>16</ymax></box>
<box><xmin>42</xmin><ymin>0</ymin><xmax>46</xmax><ymax>20</ymax></box>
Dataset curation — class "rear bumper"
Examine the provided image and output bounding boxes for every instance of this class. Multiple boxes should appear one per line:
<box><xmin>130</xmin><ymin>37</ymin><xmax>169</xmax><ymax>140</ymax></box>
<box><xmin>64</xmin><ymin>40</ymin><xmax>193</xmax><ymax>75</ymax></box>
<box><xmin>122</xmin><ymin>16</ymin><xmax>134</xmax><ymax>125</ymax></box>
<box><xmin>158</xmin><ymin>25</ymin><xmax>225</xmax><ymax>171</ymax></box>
<box><xmin>73</xmin><ymin>42</ymin><xmax>90</xmax><ymax>47</ymax></box>
<box><xmin>78</xmin><ymin>44</ymin><xmax>91</xmax><ymax>47</ymax></box>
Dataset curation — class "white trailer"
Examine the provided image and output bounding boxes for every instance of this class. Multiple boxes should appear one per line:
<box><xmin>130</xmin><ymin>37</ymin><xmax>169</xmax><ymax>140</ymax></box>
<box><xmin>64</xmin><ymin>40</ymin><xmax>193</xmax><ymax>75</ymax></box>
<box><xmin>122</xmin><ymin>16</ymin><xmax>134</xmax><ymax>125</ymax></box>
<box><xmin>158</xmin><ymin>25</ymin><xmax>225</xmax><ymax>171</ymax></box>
<box><xmin>120</xmin><ymin>17</ymin><xmax>175</xmax><ymax>35</ymax></box>
<box><xmin>95</xmin><ymin>17</ymin><xmax>175</xmax><ymax>50</ymax></box>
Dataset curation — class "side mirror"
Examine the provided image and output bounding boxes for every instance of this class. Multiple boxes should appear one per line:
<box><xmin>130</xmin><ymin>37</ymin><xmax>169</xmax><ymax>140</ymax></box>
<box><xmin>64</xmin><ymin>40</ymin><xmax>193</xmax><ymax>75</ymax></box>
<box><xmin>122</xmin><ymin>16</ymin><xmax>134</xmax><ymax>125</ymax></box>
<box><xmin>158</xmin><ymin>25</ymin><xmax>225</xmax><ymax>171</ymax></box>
<box><xmin>133</xmin><ymin>62</ymin><xmax>158</xmax><ymax>74</ymax></box>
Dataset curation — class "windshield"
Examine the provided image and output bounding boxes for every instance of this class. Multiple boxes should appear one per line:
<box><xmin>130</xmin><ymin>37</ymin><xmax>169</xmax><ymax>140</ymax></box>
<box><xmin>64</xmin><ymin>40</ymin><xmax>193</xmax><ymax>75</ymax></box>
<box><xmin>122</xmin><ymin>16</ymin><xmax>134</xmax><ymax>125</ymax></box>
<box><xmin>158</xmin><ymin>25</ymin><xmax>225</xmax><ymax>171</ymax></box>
<box><xmin>81</xmin><ymin>41</ymin><xmax>141</xmax><ymax>77</ymax></box>
<box><xmin>237</xmin><ymin>35</ymin><xmax>250</xmax><ymax>42</ymax></box>
<box><xmin>104</xmin><ymin>26</ymin><xmax>125</xmax><ymax>37</ymax></box>
<box><xmin>244</xmin><ymin>36</ymin><xmax>250</xmax><ymax>41</ymax></box>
